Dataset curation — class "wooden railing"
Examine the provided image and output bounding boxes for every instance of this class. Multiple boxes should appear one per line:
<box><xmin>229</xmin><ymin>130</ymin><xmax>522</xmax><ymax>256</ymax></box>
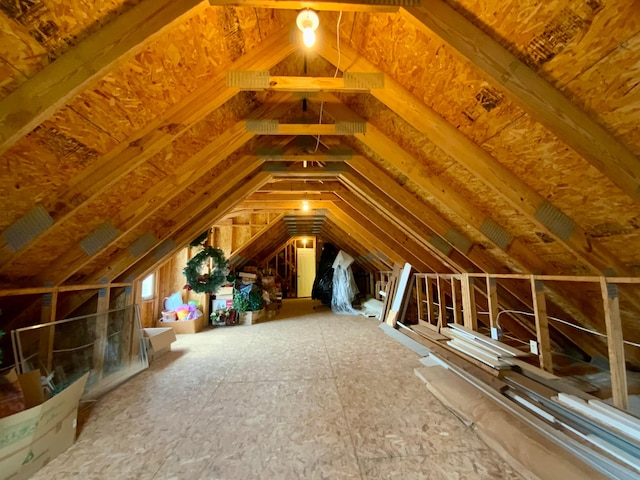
<box><xmin>414</xmin><ymin>272</ymin><xmax>640</xmax><ymax>410</ymax></box>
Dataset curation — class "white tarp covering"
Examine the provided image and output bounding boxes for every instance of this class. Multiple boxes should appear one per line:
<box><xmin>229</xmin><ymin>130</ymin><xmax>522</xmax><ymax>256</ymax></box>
<box><xmin>331</xmin><ymin>251</ymin><xmax>360</xmax><ymax>315</ymax></box>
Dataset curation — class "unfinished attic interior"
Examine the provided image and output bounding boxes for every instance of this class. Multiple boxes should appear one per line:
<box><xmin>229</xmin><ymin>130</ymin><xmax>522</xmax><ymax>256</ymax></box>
<box><xmin>2</xmin><ymin>0</ymin><xmax>640</xmax><ymax>477</ymax></box>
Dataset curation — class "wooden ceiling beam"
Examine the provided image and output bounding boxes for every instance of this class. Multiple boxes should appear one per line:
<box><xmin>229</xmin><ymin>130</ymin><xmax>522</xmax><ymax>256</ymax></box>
<box><xmin>0</xmin><ymin>27</ymin><xmax>296</xmax><ymax>269</ymax></box>
<box><xmin>208</xmin><ymin>0</ymin><xmax>402</xmax><ymax>12</ymax></box>
<box><xmin>237</xmin><ymin>200</ymin><xmax>337</xmax><ymax>210</ymax></box>
<box><xmin>338</xmin><ymin>170</ymin><xmax>579</xmax><ymax>345</ymax></box>
<box><xmin>314</xmin><ymin>90</ymin><xmax>630</xmax><ymax>276</ymax></box>
<box><xmin>319</xmin><ymin>221</ymin><xmax>387</xmax><ymax>271</ymax></box>
<box><xmin>338</xmin><ymin>172</ymin><xmax>476</xmax><ymax>272</ymax></box>
<box><xmin>245</xmin><ymin>193</ymin><xmax>342</xmax><ymax>202</ymax></box>
<box><xmin>403</xmin><ymin>3</ymin><xmax>640</xmax><ymax>202</ymax></box>
<box><xmin>114</xmin><ymin>171</ymin><xmax>272</xmax><ymax>283</ymax></box>
<box><xmin>256</xmin><ymin>124</ymin><xmax>353</xmax><ymax>135</ymax></box>
<box><xmin>0</xmin><ymin>0</ymin><xmax>207</xmax><ymax>155</ymax></box>
<box><xmin>329</xmin><ymin>201</ymin><xmax>437</xmax><ymax>273</ymax></box>
<box><xmin>341</xmin><ymin>160</ymin><xmax>503</xmax><ymax>274</ymax></box>
<box><xmin>237</xmin><ymin>76</ymin><xmax>373</xmax><ymax>93</ymax></box>
<box><xmin>323</xmin><ymin>212</ymin><xmax>399</xmax><ymax>269</ymax></box>
<box><xmin>258</xmin><ymin>181</ymin><xmax>341</xmax><ymax>192</ymax></box>
<box><xmin>229</xmin><ymin>214</ymin><xmax>286</xmax><ymax>266</ymax></box>
<box><xmin>263</xmin><ymin>164</ymin><xmax>345</xmax><ymax>177</ymax></box>
<box><xmin>311</xmin><ymin>101</ymin><xmax>611</xmax><ymax>358</ymax></box>
<box><xmin>335</xmin><ymin>185</ymin><xmax>462</xmax><ymax>272</ymax></box>
<box><xmin>7</xmin><ymin>99</ymin><xmax>295</xmax><ymax>283</ymax></box>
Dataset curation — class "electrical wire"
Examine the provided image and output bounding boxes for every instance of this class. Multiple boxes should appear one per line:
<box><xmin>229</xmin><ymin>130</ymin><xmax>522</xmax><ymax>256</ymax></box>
<box><xmin>313</xmin><ymin>11</ymin><xmax>343</xmax><ymax>153</ymax></box>
<box><xmin>427</xmin><ymin>299</ymin><xmax>640</xmax><ymax>348</ymax></box>
<box><xmin>496</xmin><ymin>309</ymin><xmax>640</xmax><ymax>349</ymax></box>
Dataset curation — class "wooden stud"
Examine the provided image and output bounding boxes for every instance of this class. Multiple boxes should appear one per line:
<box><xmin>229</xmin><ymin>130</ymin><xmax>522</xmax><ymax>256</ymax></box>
<box><xmin>600</xmin><ymin>277</ymin><xmax>629</xmax><ymax>410</ymax></box>
<box><xmin>530</xmin><ymin>277</ymin><xmax>553</xmax><ymax>374</ymax></box>
<box><xmin>436</xmin><ymin>276</ymin><xmax>447</xmax><ymax>329</ymax></box>
<box><xmin>461</xmin><ymin>274</ymin><xmax>478</xmax><ymax>331</ymax></box>
<box><xmin>92</xmin><ymin>279</ymin><xmax>111</xmax><ymax>382</ymax></box>
<box><xmin>38</xmin><ymin>283</ymin><xmax>57</xmax><ymax>373</ymax></box>
<box><xmin>426</xmin><ymin>277</ymin><xmax>435</xmax><ymax>327</ymax></box>
<box><xmin>415</xmin><ymin>275</ymin><xmax>425</xmax><ymax>324</ymax></box>
<box><xmin>451</xmin><ymin>276</ymin><xmax>463</xmax><ymax>326</ymax></box>
<box><xmin>486</xmin><ymin>276</ymin><xmax>499</xmax><ymax>331</ymax></box>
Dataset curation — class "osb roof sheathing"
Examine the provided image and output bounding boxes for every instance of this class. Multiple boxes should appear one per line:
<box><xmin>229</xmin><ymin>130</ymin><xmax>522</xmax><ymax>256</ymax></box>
<box><xmin>1</xmin><ymin>1</ymin><xmax>640</xmax><ymax>362</ymax></box>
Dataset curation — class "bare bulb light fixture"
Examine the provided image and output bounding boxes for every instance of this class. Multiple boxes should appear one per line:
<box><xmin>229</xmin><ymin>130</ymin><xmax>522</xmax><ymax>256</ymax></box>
<box><xmin>297</xmin><ymin>9</ymin><xmax>319</xmax><ymax>47</ymax></box>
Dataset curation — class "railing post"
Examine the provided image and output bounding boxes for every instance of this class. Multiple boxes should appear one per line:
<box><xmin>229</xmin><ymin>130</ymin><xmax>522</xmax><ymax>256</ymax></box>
<box><xmin>461</xmin><ymin>274</ymin><xmax>477</xmax><ymax>330</ymax></box>
<box><xmin>600</xmin><ymin>277</ymin><xmax>628</xmax><ymax>410</ymax></box>
<box><xmin>531</xmin><ymin>277</ymin><xmax>553</xmax><ymax>373</ymax></box>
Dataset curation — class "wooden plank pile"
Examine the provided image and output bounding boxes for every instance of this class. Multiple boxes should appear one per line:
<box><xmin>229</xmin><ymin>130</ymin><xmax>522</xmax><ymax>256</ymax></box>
<box><xmin>440</xmin><ymin>323</ymin><xmax>529</xmax><ymax>370</ymax></box>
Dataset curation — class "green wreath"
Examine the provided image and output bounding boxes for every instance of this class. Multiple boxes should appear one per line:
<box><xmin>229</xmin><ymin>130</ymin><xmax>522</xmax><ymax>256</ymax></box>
<box><xmin>183</xmin><ymin>247</ymin><xmax>229</xmax><ymax>294</ymax></box>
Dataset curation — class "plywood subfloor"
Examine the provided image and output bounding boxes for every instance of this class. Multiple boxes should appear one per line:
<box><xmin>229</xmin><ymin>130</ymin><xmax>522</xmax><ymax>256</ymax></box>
<box><xmin>31</xmin><ymin>299</ymin><xmax>521</xmax><ymax>480</ymax></box>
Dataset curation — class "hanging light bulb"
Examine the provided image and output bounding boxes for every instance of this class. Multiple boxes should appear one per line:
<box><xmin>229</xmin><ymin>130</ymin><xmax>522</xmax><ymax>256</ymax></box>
<box><xmin>296</xmin><ymin>9</ymin><xmax>319</xmax><ymax>48</ymax></box>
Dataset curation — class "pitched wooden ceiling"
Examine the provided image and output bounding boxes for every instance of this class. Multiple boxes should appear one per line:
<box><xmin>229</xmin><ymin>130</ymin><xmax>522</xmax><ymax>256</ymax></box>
<box><xmin>1</xmin><ymin>0</ymin><xmax>640</xmax><ymax>364</ymax></box>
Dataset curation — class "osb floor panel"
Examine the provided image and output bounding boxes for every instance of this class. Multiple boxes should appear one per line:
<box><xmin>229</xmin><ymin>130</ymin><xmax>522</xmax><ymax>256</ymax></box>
<box><xmin>31</xmin><ymin>299</ymin><xmax>521</xmax><ymax>480</ymax></box>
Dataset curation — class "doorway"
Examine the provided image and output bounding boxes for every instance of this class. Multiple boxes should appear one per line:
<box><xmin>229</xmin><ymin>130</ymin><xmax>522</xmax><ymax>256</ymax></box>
<box><xmin>296</xmin><ymin>247</ymin><xmax>316</xmax><ymax>298</ymax></box>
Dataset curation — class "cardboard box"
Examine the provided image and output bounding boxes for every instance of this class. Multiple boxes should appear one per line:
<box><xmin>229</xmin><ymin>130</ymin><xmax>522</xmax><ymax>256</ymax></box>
<box><xmin>239</xmin><ymin>308</ymin><xmax>265</xmax><ymax>325</ymax></box>
<box><xmin>0</xmin><ymin>372</ymin><xmax>88</xmax><ymax>480</ymax></box>
<box><xmin>217</xmin><ymin>286</ymin><xmax>234</xmax><ymax>296</ymax></box>
<box><xmin>212</xmin><ymin>299</ymin><xmax>233</xmax><ymax>311</ymax></box>
<box><xmin>143</xmin><ymin>328</ymin><xmax>176</xmax><ymax>362</ymax></box>
<box><xmin>156</xmin><ymin>313</ymin><xmax>204</xmax><ymax>334</ymax></box>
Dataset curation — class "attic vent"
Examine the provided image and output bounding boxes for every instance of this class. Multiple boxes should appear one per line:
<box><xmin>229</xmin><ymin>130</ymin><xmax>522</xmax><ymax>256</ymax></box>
<box><xmin>80</xmin><ymin>221</ymin><xmax>119</xmax><ymax>256</ymax></box>
<box><xmin>336</xmin><ymin>120</ymin><xmax>366</xmax><ymax>135</ymax></box>
<box><xmin>246</xmin><ymin>119</ymin><xmax>278</xmax><ymax>134</ymax></box>
<box><xmin>98</xmin><ymin>278</ymin><xmax>108</xmax><ymax>298</ymax></box>
<box><xmin>42</xmin><ymin>281</ymin><xmax>54</xmax><ymax>306</ymax></box>
<box><xmin>129</xmin><ymin>232</ymin><xmax>158</xmax><ymax>258</ymax></box>
<box><xmin>292</xmin><ymin>92</ymin><xmax>318</xmax><ymax>99</ymax></box>
<box><xmin>534</xmin><ymin>201</ymin><xmax>576</xmax><ymax>241</ymax></box>
<box><xmin>226</xmin><ymin>70</ymin><xmax>270</xmax><ymax>88</ymax></box>
<box><xmin>257</xmin><ymin>147</ymin><xmax>284</xmax><ymax>159</ymax></box>
<box><xmin>344</xmin><ymin>72</ymin><xmax>384</xmax><ymax>89</ymax></box>
<box><xmin>262</xmin><ymin>162</ymin><xmax>288</xmax><ymax>172</ymax></box>
<box><xmin>444</xmin><ymin>228</ymin><xmax>472</xmax><ymax>255</ymax></box>
<box><xmin>324</xmin><ymin>163</ymin><xmax>348</xmax><ymax>173</ymax></box>
<box><xmin>377</xmin><ymin>251</ymin><xmax>389</xmax><ymax>264</ymax></box>
<box><xmin>153</xmin><ymin>238</ymin><xmax>176</xmax><ymax>262</ymax></box>
<box><xmin>327</xmin><ymin>148</ymin><xmax>353</xmax><ymax>160</ymax></box>
<box><xmin>428</xmin><ymin>234</ymin><xmax>453</xmax><ymax>256</ymax></box>
<box><xmin>480</xmin><ymin>219</ymin><xmax>512</xmax><ymax>250</ymax></box>
<box><xmin>3</xmin><ymin>205</ymin><xmax>54</xmax><ymax>252</ymax></box>
<box><xmin>125</xmin><ymin>277</ymin><xmax>133</xmax><ymax>295</ymax></box>
<box><xmin>533</xmin><ymin>279</ymin><xmax>545</xmax><ymax>293</ymax></box>
<box><xmin>605</xmin><ymin>281</ymin><xmax>618</xmax><ymax>299</ymax></box>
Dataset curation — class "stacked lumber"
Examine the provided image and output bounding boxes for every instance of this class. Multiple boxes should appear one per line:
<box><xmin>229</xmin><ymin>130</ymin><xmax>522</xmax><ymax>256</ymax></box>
<box><xmin>441</xmin><ymin>323</ymin><xmax>529</xmax><ymax>370</ymax></box>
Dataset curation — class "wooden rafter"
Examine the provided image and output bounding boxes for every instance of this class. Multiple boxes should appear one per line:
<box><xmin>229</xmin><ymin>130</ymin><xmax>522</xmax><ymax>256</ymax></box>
<box><xmin>315</xmin><ymin>40</ymin><xmax>631</xmax><ymax>276</ymax></box>
<box><xmin>115</xmin><ymin>171</ymin><xmax>273</xmax><ymax>282</ymax></box>
<box><xmin>0</xmin><ymin>0</ymin><xmax>207</xmax><ymax>155</ymax></box>
<box><xmin>10</xmin><ymin>97</ymin><xmax>296</xmax><ymax>284</ymax></box>
<box><xmin>403</xmin><ymin>3</ymin><xmax>640</xmax><ymax>201</ymax></box>
<box><xmin>0</xmin><ymin>26</ymin><xmax>297</xmax><ymax>270</ymax></box>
